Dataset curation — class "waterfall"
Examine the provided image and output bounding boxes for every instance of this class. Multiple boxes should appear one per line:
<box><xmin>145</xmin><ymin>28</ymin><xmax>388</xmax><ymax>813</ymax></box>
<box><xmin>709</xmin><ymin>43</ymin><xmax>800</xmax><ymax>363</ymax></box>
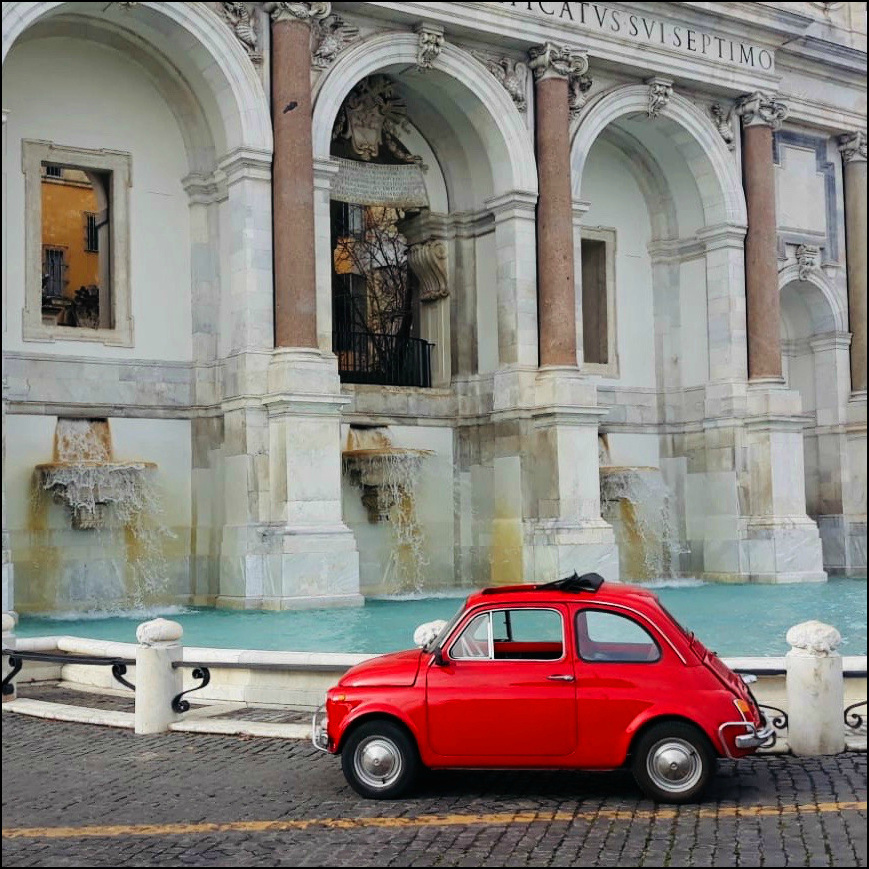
<box><xmin>600</xmin><ymin>466</ymin><xmax>685</xmax><ymax>581</ymax></box>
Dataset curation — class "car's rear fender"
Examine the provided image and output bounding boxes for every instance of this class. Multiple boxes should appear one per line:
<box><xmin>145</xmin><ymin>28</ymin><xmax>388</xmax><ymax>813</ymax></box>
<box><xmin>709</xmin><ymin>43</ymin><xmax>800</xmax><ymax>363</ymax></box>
<box><xmin>622</xmin><ymin>709</ymin><xmax>724</xmax><ymax>763</ymax></box>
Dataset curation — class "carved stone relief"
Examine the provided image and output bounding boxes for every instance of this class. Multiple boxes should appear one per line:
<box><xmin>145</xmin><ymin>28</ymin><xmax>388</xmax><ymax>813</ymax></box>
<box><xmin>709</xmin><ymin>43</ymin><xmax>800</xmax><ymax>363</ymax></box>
<box><xmin>796</xmin><ymin>244</ymin><xmax>821</xmax><ymax>281</ymax></box>
<box><xmin>220</xmin><ymin>2</ymin><xmax>262</xmax><ymax>63</ymax></box>
<box><xmin>332</xmin><ymin>76</ymin><xmax>422</xmax><ymax>165</ymax></box>
<box><xmin>710</xmin><ymin>102</ymin><xmax>736</xmax><ymax>149</ymax></box>
<box><xmin>568</xmin><ymin>72</ymin><xmax>593</xmax><ymax>119</ymax></box>
<box><xmin>264</xmin><ymin>2</ymin><xmax>331</xmax><ymax>24</ymax></box>
<box><xmin>408</xmin><ymin>240</ymin><xmax>449</xmax><ymax>303</ymax></box>
<box><xmin>736</xmin><ymin>91</ymin><xmax>788</xmax><ymax>130</ymax></box>
<box><xmin>415</xmin><ymin>22</ymin><xmax>445</xmax><ymax>71</ymax></box>
<box><xmin>472</xmin><ymin>52</ymin><xmax>529</xmax><ymax>112</ymax></box>
<box><xmin>839</xmin><ymin>130</ymin><xmax>867</xmax><ymax>163</ymax></box>
<box><xmin>646</xmin><ymin>77</ymin><xmax>673</xmax><ymax>119</ymax></box>
<box><xmin>312</xmin><ymin>14</ymin><xmax>359</xmax><ymax>69</ymax></box>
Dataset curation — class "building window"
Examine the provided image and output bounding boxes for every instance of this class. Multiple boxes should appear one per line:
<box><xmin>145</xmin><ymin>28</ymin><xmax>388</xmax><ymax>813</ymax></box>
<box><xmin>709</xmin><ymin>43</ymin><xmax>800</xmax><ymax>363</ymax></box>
<box><xmin>580</xmin><ymin>226</ymin><xmax>618</xmax><ymax>377</ymax></box>
<box><xmin>85</xmin><ymin>212</ymin><xmax>99</xmax><ymax>253</ymax></box>
<box><xmin>23</xmin><ymin>141</ymin><xmax>132</xmax><ymax>346</ymax></box>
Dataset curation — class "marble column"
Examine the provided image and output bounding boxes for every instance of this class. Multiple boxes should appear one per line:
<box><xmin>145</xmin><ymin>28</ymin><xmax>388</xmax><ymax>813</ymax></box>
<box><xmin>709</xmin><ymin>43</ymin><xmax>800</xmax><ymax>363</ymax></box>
<box><xmin>528</xmin><ymin>43</ymin><xmax>583</xmax><ymax>368</ymax></box>
<box><xmin>267</xmin><ymin>1</ymin><xmax>329</xmax><ymax>348</ymax></box>
<box><xmin>737</xmin><ymin>91</ymin><xmax>788</xmax><ymax>381</ymax></box>
<box><xmin>839</xmin><ymin>131</ymin><xmax>867</xmax><ymax>394</ymax></box>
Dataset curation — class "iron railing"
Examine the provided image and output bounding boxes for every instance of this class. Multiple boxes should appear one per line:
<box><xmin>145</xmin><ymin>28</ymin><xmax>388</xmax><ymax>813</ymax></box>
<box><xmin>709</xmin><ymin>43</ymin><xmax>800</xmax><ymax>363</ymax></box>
<box><xmin>333</xmin><ymin>330</ymin><xmax>433</xmax><ymax>388</ymax></box>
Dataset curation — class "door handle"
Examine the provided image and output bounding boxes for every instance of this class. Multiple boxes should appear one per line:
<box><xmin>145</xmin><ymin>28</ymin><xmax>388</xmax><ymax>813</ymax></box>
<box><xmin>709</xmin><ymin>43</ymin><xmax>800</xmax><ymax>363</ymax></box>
<box><xmin>547</xmin><ymin>674</ymin><xmax>574</xmax><ymax>681</ymax></box>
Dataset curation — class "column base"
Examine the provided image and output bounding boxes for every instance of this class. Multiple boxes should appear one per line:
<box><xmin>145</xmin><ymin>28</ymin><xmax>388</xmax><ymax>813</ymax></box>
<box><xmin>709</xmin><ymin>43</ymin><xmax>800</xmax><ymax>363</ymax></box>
<box><xmin>523</xmin><ymin>519</ymin><xmax>619</xmax><ymax>584</ymax></box>
<box><xmin>741</xmin><ymin>519</ymin><xmax>827</xmax><ymax>583</ymax></box>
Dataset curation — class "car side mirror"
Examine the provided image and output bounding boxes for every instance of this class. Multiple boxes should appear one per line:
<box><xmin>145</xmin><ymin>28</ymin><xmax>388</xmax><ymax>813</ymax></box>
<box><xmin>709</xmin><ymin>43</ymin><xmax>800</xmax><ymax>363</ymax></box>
<box><xmin>432</xmin><ymin>646</ymin><xmax>446</xmax><ymax>667</ymax></box>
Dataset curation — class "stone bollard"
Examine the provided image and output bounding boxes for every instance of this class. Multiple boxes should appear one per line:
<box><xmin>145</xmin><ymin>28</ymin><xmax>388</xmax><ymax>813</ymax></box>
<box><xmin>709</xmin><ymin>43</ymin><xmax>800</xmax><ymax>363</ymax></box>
<box><xmin>786</xmin><ymin>620</ymin><xmax>845</xmax><ymax>756</ymax></box>
<box><xmin>2</xmin><ymin>611</ymin><xmax>17</xmax><ymax>702</ymax></box>
<box><xmin>134</xmin><ymin>618</ymin><xmax>183</xmax><ymax>735</ymax></box>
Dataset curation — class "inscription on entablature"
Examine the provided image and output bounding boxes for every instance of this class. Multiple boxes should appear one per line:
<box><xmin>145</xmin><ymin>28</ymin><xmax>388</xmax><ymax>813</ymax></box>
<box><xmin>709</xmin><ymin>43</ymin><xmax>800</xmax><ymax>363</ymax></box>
<box><xmin>499</xmin><ymin>2</ymin><xmax>775</xmax><ymax>72</ymax></box>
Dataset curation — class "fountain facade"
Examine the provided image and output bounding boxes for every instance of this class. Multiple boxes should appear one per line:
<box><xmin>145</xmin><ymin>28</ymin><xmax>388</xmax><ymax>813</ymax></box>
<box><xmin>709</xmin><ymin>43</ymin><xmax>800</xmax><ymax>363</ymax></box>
<box><xmin>20</xmin><ymin>419</ymin><xmax>172</xmax><ymax>612</ymax></box>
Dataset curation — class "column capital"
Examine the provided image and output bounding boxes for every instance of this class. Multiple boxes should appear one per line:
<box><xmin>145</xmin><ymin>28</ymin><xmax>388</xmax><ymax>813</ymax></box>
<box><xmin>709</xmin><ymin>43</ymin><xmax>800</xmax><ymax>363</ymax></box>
<box><xmin>736</xmin><ymin>91</ymin><xmax>788</xmax><ymax>131</ymax></box>
<box><xmin>264</xmin><ymin>2</ymin><xmax>331</xmax><ymax>24</ymax></box>
<box><xmin>839</xmin><ymin>130</ymin><xmax>867</xmax><ymax>164</ymax></box>
<box><xmin>528</xmin><ymin>42</ymin><xmax>588</xmax><ymax>82</ymax></box>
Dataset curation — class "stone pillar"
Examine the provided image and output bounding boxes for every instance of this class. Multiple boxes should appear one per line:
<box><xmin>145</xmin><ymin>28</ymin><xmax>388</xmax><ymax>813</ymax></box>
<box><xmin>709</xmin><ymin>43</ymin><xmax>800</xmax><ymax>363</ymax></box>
<box><xmin>2</xmin><ymin>108</ymin><xmax>12</xmax><ymax>613</ymax></box>
<box><xmin>785</xmin><ymin>621</ymin><xmax>845</xmax><ymax>756</ymax></box>
<box><xmin>737</xmin><ymin>91</ymin><xmax>788</xmax><ymax>381</ymax></box>
<box><xmin>839</xmin><ymin>131</ymin><xmax>867</xmax><ymax>394</ymax></box>
<box><xmin>267</xmin><ymin>1</ymin><xmax>330</xmax><ymax>348</ymax></box>
<box><xmin>134</xmin><ymin>618</ymin><xmax>183</xmax><ymax>735</ymax></box>
<box><xmin>528</xmin><ymin>43</ymin><xmax>585</xmax><ymax>368</ymax></box>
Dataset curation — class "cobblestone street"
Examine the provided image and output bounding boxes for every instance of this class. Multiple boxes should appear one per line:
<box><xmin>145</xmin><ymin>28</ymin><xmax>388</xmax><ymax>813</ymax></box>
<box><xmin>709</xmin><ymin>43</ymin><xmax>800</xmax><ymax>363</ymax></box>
<box><xmin>2</xmin><ymin>712</ymin><xmax>866</xmax><ymax>867</ymax></box>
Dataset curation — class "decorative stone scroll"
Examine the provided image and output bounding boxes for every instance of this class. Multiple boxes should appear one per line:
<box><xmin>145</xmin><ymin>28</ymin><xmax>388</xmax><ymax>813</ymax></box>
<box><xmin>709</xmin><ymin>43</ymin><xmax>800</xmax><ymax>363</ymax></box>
<box><xmin>408</xmin><ymin>240</ymin><xmax>449</xmax><ymax>302</ymax></box>
<box><xmin>737</xmin><ymin>91</ymin><xmax>788</xmax><ymax>130</ymax></box>
<box><xmin>568</xmin><ymin>72</ymin><xmax>593</xmax><ymax>119</ymax></box>
<box><xmin>710</xmin><ymin>102</ymin><xmax>736</xmax><ymax>149</ymax></box>
<box><xmin>472</xmin><ymin>52</ymin><xmax>529</xmax><ymax>112</ymax></box>
<box><xmin>646</xmin><ymin>76</ymin><xmax>673</xmax><ymax>119</ymax></box>
<box><xmin>220</xmin><ymin>2</ymin><xmax>262</xmax><ymax>63</ymax></box>
<box><xmin>331</xmin><ymin>157</ymin><xmax>429</xmax><ymax>209</ymax></box>
<box><xmin>796</xmin><ymin>244</ymin><xmax>821</xmax><ymax>281</ymax></box>
<box><xmin>312</xmin><ymin>14</ymin><xmax>359</xmax><ymax>69</ymax></box>
<box><xmin>839</xmin><ymin>130</ymin><xmax>867</xmax><ymax>163</ymax></box>
<box><xmin>415</xmin><ymin>22</ymin><xmax>444</xmax><ymax>71</ymax></box>
<box><xmin>265</xmin><ymin>1</ymin><xmax>331</xmax><ymax>24</ymax></box>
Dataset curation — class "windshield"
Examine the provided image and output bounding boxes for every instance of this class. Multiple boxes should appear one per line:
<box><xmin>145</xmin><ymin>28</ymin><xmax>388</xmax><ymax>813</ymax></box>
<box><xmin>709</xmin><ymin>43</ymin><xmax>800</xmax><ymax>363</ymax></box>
<box><xmin>423</xmin><ymin>603</ymin><xmax>465</xmax><ymax>653</ymax></box>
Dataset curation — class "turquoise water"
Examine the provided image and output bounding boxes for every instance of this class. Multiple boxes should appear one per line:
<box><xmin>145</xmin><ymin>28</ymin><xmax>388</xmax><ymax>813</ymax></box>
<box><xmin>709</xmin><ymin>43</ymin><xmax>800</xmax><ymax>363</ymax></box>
<box><xmin>13</xmin><ymin>577</ymin><xmax>867</xmax><ymax>658</ymax></box>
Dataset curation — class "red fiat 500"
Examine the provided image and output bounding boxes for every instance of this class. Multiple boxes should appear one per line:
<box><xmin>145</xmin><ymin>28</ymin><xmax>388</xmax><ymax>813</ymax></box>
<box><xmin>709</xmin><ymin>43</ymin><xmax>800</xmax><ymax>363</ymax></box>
<box><xmin>313</xmin><ymin>573</ymin><xmax>773</xmax><ymax>803</ymax></box>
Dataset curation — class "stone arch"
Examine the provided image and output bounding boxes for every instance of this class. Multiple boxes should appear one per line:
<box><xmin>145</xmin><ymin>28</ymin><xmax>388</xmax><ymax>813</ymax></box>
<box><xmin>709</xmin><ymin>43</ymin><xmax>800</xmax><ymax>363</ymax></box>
<box><xmin>312</xmin><ymin>31</ymin><xmax>538</xmax><ymax>200</ymax></box>
<box><xmin>572</xmin><ymin>84</ymin><xmax>746</xmax><ymax>228</ymax></box>
<box><xmin>778</xmin><ymin>264</ymin><xmax>848</xmax><ymax>336</ymax></box>
<box><xmin>2</xmin><ymin>1</ymin><xmax>272</xmax><ymax>166</ymax></box>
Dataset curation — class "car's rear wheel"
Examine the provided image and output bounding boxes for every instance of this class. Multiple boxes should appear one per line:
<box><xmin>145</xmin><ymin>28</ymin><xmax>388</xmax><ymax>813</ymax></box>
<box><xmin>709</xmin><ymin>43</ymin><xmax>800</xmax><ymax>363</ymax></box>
<box><xmin>631</xmin><ymin>722</ymin><xmax>715</xmax><ymax>803</ymax></box>
<box><xmin>341</xmin><ymin>720</ymin><xmax>419</xmax><ymax>800</ymax></box>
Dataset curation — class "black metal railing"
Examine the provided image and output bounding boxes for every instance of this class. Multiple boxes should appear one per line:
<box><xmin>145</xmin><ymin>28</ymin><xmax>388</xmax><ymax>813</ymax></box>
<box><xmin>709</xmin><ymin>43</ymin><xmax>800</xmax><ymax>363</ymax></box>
<box><xmin>2</xmin><ymin>648</ymin><xmax>135</xmax><ymax>694</ymax></box>
<box><xmin>333</xmin><ymin>330</ymin><xmax>433</xmax><ymax>388</ymax></box>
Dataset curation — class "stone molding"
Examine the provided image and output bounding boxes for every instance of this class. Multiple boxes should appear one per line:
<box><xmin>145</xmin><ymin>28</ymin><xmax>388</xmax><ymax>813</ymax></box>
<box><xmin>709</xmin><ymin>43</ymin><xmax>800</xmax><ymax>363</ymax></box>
<box><xmin>408</xmin><ymin>239</ymin><xmax>449</xmax><ymax>303</ymax></box>
<box><xmin>311</xmin><ymin>14</ymin><xmax>359</xmax><ymax>70</ymax></box>
<box><xmin>839</xmin><ymin>130</ymin><xmax>867</xmax><ymax>163</ymax></box>
<box><xmin>809</xmin><ymin>331</ymin><xmax>851</xmax><ymax>354</ymax></box>
<box><xmin>264</xmin><ymin>2</ymin><xmax>330</xmax><ymax>24</ymax></box>
<box><xmin>736</xmin><ymin>91</ymin><xmax>789</xmax><ymax>130</ymax></box>
<box><xmin>527</xmin><ymin>42</ymin><xmax>588</xmax><ymax>82</ymax></box>
<box><xmin>415</xmin><ymin>21</ymin><xmax>444</xmax><ymax>70</ymax></box>
<box><xmin>646</xmin><ymin>76</ymin><xmax>673</xmax><ymax>119</ymax></box>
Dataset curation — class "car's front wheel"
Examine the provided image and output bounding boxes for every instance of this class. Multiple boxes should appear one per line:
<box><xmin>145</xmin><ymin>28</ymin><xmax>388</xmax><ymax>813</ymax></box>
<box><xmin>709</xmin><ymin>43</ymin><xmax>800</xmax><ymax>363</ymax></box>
<box><xmin>631</xmin><ymin>722</ymin><xmax>715</xmax><ymax>803</ymax></box>
<box><xmin>341</xmin><ymin>720</ymin><xmax>420</xmax><ymax>800</ymax></box>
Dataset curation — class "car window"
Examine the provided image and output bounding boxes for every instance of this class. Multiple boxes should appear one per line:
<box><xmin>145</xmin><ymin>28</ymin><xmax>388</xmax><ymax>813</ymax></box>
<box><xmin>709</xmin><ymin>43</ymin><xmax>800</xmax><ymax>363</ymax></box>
<box><xmin>450</xmin><ymin>608</ymin><xmax>564</xmax><ymax>661</ymax></box>
<box><xmin>575</xmin><ymin>609</ymin><xmax>660</xmax><ymax>663</ymax></box>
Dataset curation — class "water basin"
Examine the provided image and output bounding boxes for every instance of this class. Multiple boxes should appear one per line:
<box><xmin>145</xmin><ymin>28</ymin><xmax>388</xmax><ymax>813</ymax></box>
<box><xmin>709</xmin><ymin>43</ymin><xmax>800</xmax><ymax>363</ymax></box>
<box><xmin>13</xmin><ymin>577</ymin><xmax>867</xmax><ymax>658</ymax></box>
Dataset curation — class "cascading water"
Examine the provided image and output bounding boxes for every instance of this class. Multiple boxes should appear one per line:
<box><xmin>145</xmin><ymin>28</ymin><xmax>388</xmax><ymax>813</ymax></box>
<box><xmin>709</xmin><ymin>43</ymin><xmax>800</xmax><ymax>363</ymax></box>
<box><xmin>29</xmin><ymin>419</ymin><xmax>172</xmax><ymax>611</ymax></box>
<box><xmin>342</xmin><ymin>427</ymin><xmax>430</xmax><ymax>594</ymax></box>
<box><xmin>600</xmin><ymin>464</ymin><xmax>686</xmax><ymax>582</ymax></box>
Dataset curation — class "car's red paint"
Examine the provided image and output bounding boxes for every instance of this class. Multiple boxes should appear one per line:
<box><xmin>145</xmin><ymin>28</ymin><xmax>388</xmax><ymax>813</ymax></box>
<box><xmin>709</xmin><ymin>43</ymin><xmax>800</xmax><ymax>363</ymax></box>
<box><xmin>317</xmin><ymin>581</ymin><xmax>768</xmax><ymax>794</ymax></box>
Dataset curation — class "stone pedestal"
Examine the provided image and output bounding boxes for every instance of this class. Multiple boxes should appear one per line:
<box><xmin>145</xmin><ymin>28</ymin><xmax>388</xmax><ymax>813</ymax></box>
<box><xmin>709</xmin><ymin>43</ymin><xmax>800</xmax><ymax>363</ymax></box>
<box><xmin>742</xmin><ymin>382</ymin><xmax>826</xmax><ymax>583</ymax></box>
<box><xmin>134</xmin><ymin>619</ymin><xmax>183</xmax><ymax>735</ymax></box>
<box><xmin>230</xmin><ymin>348</ymin><xmax>362</xmax><ymax>610</ymax></box>
<box><xmin>786</xmin><ymin>621</ymin><xmax>845</xmax><ymax>756</ymax></box>
<box><xmin>843</xmin><ymin>392</ymin><xmax>867</xmax><ymax>574</ymax></box>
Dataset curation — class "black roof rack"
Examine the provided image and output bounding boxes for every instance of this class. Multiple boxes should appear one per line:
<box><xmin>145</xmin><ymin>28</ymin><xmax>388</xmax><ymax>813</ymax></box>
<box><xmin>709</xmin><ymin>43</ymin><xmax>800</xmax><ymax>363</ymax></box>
<box><xmin>481</xmin><ymin>572</ymin><xmax>604</xmax><ymax>595</ymax></box>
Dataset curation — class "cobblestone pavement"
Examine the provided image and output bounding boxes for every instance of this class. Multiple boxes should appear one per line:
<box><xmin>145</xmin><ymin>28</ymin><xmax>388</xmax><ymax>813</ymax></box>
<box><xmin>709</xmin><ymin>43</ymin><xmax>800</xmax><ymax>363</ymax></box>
<box><xmin>2</xmin><ymin>712</ymin><xmax>866</xmax><ymax>867</ymax></box>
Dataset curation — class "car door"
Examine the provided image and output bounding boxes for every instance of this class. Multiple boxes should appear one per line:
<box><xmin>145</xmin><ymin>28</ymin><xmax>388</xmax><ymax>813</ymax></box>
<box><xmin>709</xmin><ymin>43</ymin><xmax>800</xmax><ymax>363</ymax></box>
<box><xmin>425</xmin><ymin>605</ymin><xmax>577</xmax><ymax>760</ymax></box>
<box><xmin>572</xmin><ymin>605</ymin><xmax>678</xmax><ymax>767</ymax></box>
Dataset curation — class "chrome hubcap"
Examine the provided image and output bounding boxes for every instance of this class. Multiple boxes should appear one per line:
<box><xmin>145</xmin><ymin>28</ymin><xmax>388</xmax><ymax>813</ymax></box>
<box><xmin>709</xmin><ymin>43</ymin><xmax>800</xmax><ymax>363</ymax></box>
<box><xmin>646</xmin><ymin>738</ymin><xmax>702</xmax><ymax>793</ymax></box>
<box><xmin>354</xmin><ymin>736</ymin><xmax>403</xmax><ymax>790</ymax></box>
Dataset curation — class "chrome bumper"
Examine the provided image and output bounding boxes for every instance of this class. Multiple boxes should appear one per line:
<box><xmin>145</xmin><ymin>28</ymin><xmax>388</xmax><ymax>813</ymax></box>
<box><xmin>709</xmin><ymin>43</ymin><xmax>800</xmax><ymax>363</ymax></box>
<box><xmin>734</xmin><ymin>722</ymin><xmax>776</xmax><ymax>749</ymax></box>
<box><xmin>312</xmin><ymin>704</ymin><xmax>329</xmax><ymax>752</ymax></box>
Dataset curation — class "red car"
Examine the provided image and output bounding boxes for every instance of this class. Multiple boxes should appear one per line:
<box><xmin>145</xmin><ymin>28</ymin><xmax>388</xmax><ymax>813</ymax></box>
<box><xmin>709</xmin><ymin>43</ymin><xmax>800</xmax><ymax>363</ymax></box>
<box><xmin>313</xmin><ymin>573</ymin><xmax>773</xmax><ymax>803</ymax></box>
